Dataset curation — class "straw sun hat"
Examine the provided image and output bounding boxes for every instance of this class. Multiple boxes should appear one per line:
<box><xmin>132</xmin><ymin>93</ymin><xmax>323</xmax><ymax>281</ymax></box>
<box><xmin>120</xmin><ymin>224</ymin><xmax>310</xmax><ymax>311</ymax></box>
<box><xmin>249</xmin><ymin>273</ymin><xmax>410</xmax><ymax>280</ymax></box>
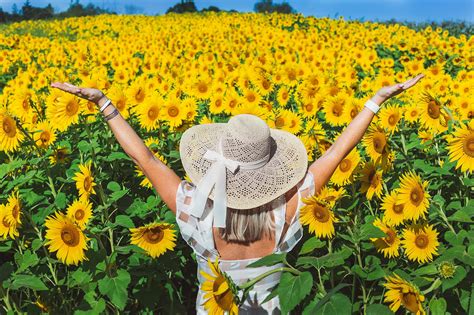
<box><xmin>179</xmin><ymin>114</ymin><xmax>308</xmax><ymax>228</ymax></box>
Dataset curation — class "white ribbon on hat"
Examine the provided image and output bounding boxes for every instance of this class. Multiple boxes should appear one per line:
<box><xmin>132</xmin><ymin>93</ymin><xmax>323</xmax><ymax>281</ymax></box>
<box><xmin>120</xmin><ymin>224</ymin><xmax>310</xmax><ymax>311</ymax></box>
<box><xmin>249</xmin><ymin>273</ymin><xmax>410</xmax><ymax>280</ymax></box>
<box><xmin>189</xmin><ymin>140</ymin><xmax>271</xmax><ymax>228</ymax></box>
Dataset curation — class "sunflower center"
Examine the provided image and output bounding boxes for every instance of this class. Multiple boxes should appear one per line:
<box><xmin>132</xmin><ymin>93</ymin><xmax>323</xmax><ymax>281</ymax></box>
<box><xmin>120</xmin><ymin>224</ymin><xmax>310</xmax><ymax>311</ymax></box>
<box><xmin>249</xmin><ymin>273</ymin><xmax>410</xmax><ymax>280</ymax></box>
<box><xmin>305</xmin><ymin>104</ymin><xmax>314</xmax><ymax>112</ymax></box>
<box><xmin>198</xmin><ymin>82</ymin><xmax>208</xmax><ymax>93</ymax></box>
<box><xmin>388</xmin><ymin>114</ymin><xmax>397</xmax><ymax>126</ymax></box>
<box><xmin>148</xmin><ymin>107</ymin><xmax>158</xmax><ymax>120</ymax></box>
<box><xmin>369</xmin><ymin>171</ymin><xmax>380</xmax><ymax>188</ymax></box>
<box><xmin>373</xmin><ymin>133</ymin><xmax>387</xmax><ymax>154</ymax></box>
<box><xmin>247</xmin><ymin>93</ymin><xmax>256</xmax><ymax>102</ymax></box>
<box><xmin>75</xmin><ymin>209</ymin><xmax>85</xmax><ymax>220</ymax></box>
<box><xmin>415</xmin><ymin>234</ymin><xmax>429</xmax><ymax>249</ymax></box>
<box><xmin>2</xmin><ymin>217</ymin><xmax>10</xmax><ymax>227</ymax></box>
<box><xmin>22</xmin><ymin>99</ymin><xmax>29</xmax><ymax>110</ymax></box>
<box><xmin>331</xmin><ymin>102</ymin><xmax>343</xmax><ymax>116</ymax></box>
<box><xmin>136</xmin><ymin>89</ymin><xmax>145</xmax><ymax>102</ymax></box>
<box><xmin>313</xmin><ymin>205</ymin><xmax>330</xmax><ymax>223</ymax></box>
<box><xmin>350</xmin><ymin>108</ymin><xmax>357</xmax><ymax>118</ymax></box>
<box><xmin>168</xmin><ymin>106</ymin><xmax>179</xmax><ymax>118</ymax></box>
<box><xmin>66</xmin><ymin>101</ymin><xmax>79</xmax><ymax>116</ymax></box>
<box><xmin>84</xmin><ymin>176</ymin><xmax>92</xmax><ymax>192</ymax></box>
<box><xmin>402</xmin><ymin>292</ymin><xmax>420</xmax><ymax>313</ymax></box>
<box><xmin>393</xmin><ymin>203</ymin><xmax>404</xmax><ymax>214</ymax></box>
<box><xmin>61</xmin><ymin>225</ymin><xmax>80</xmax><ymax>246</ymax></box>
<box><xmin>383</xmin><ymin>229</ymin><xmax>396</xmax><ymax>245</ymax></box>
<box><xmin>410</xmin><ymin>187</ymin><xmax>423</xmax><ymax>206</ymax></box>
<box><xmin>229</xmin><ymin>100</ymin><xmax>237</xmax><ymax>108</ymax></box>
<box><xmin>427</xmin><ymin>100</ymin><xmax>440</xmax><ymax>119</ymax></box>
<box><xmin>275</xmin><ymin>117</ymin><xmax>285</xmax><ymax>128</ymax></box>
<box><xmin>3</xmin><ymin>117</ymin><xmax>16</xmax><ymax>137</ymax></box>
<box><xmin>117</xmin><ymin>100</ymin><xmax>126</xmax><ymax>111</ymax></box>
<box><xmin>411</xmin><ymin>110</ymin><xmax>418</xmax><ymax>117</ymax></box>
<box><xmin>463</xmin><ymin>134</ymin><xmax>474</xmax><ymax>157</ymax></box>
<box><xmin>339</xmin><ymin>159</ymin><xmax>351</xmax><ymax>172</ymax></box>
<box><xmin>144</xmin><ymin>226</ymin><xmax>164</xmax><ymax>244</ymax></box>
<box><xmin>40</xmin><ymin>132</ymin><xmax>50</xmax><ymax>144</ymax></box>
<box><xmin>282</xmin><ymin>92</ymin><xmax>288</xmax><ymax>100</ymax></box>
<box><xmin>262</xmin><ymin>80</ymin><xmax>271</xmax><ymax>89</ymax></box>
<box><xmin>12</xmin><ymin>205</ymin><xmax>19</xmax><ymax>219</ymax></box>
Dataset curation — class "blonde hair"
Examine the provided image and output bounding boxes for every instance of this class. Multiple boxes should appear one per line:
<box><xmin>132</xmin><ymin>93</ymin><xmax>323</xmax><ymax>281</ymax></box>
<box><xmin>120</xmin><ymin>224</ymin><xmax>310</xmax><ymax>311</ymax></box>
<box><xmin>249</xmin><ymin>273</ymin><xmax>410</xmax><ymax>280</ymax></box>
<box><xmin>219</xmin><ymin>203</ymin><xmax>276</xmax><ymax>243</ymax></box>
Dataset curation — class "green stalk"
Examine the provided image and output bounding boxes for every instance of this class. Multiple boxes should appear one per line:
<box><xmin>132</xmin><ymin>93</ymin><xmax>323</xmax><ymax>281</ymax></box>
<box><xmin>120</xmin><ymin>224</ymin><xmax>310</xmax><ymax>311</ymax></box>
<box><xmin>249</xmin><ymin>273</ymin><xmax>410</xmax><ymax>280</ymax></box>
<box><xmin>422</xmin><ymin>278</ymin><xmax>442</xmax><ymax>295</ymax></box>
<box><xmin>435</xmin><ymin>203</ymin><xmax>455</xmax><ymax>234</ymax></box>
<box><xmin>238</xmin><ymin>267</ymin><xmax>300</xmax><ymax>291</ymax></box>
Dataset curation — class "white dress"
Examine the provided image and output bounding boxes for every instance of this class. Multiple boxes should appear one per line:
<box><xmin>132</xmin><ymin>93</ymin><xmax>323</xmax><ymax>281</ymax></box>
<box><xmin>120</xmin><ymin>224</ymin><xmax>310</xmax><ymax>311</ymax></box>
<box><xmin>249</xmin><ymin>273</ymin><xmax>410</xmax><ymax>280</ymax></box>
<box><xmin>175</xmin><ymin>171</ymin><xmax>315</xmax><ymax>314</ymax></box>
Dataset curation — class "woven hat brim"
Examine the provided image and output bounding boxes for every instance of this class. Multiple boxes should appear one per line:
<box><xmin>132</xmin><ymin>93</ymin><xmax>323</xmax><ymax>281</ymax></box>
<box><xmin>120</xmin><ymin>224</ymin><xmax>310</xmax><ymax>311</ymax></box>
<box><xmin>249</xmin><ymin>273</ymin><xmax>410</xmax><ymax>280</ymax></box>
<box><xmin>179</xmin><ymin>123</ymin><xmax>308</xmax><ymax>210</ymax></box>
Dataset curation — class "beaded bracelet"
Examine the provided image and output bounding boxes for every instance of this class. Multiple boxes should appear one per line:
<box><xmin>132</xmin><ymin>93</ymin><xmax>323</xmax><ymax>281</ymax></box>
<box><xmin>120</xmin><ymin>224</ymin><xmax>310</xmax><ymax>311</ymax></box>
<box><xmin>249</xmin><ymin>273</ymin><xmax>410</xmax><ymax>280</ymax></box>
<box><xmin>364</xmin><ymin>99</ymin><xmax>381</xmax><ymax>114</ymax></box>
<box><xmin>104</xmin><ymin>108</ymin><xmax>119</xmax><ymax>121</ymax></box>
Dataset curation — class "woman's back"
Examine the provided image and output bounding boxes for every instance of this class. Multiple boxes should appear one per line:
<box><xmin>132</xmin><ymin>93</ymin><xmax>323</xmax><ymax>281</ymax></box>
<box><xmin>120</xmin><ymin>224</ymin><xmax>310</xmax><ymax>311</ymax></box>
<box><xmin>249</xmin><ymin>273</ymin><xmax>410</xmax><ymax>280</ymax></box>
<box><xmin>175</xmin><ymin>170</ymin><xmax>315</xmax><ymax>313</ymax></box>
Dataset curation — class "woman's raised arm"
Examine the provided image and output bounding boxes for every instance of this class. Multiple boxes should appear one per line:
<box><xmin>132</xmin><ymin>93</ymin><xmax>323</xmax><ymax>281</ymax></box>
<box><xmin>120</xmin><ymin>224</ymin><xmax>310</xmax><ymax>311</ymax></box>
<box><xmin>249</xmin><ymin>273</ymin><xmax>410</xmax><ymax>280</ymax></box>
<box><xmin>50</xmin><ymin>82</ymin><xmax>182</xmax><ymax>214</ymax></box>
<box><xmin>308</xmin><ymin>73</ymin><xmax>425</xmax><ymax>194</ymax></box>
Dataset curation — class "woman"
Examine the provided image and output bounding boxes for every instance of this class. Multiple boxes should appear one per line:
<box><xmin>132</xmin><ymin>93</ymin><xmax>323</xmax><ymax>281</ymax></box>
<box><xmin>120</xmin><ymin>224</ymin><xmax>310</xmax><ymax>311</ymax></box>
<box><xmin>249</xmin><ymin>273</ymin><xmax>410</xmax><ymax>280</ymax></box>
<box><xmin>51</xmin><ymin>73</ymin><xmax>424</xmax><ymax>313</ymax></box>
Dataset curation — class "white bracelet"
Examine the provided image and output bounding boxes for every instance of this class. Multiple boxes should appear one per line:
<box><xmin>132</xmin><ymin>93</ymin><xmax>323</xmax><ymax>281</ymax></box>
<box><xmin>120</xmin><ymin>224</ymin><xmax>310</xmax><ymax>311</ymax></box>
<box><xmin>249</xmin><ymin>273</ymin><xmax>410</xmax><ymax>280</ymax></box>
<box><xmin>99</xmin><ymin>98</ymin><xmax>112</xmax><ymax>112</ymax></box>
<box><xmin>364</xmin><ymin>99</ymin><xmax>380</xmax><ymax>114</ymax></box>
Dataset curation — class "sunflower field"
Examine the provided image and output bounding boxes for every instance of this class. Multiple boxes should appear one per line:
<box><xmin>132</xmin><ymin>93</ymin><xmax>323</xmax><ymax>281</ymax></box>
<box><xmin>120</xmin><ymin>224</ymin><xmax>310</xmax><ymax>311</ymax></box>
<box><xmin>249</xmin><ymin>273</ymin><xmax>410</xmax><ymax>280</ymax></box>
<box><xmin>0</xmin><ymin>12</ymin><xmax>472</xmax><ymax>314</ymax></box>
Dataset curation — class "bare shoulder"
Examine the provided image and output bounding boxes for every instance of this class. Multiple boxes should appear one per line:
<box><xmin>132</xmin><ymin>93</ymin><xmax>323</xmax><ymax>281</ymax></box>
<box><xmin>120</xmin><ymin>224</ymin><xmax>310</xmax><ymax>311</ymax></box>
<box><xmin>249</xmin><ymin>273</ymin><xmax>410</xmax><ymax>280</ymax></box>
<box><xmin>284</xmin><ymin>175</ymin><xmax>306</xmax><ymax>225</ymax></box>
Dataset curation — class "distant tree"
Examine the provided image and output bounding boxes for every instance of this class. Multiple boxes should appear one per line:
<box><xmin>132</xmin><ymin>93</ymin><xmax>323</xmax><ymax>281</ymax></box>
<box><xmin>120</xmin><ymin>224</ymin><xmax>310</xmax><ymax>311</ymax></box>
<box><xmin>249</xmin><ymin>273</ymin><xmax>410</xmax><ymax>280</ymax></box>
<box><xmin>254</xmin><ymin>0</ymin><xmax>296</xmax><ymax>14</ymax></box>
<box><xmin>12</xmin><ymin>3</ymin><xmax>19</xmax><ymax>15</ymax></box>
<box><xmin>201</xmin><ymin>6</ymin><xmax>221</xmax><ymax>12</ymax></box>
<box><xmin>57</xmin><ymin>1</ymin><xmax>114</xmax><ymax>18</ymax></box>
<box><xmin>20</xmin><ymin>1</ymin><xmax>55</xmax><ymax>20</ymax></box>
<box><xmin>166</xmin><ymin>0</ymin><xmax>197</xmax><ymax>14</ymax></box>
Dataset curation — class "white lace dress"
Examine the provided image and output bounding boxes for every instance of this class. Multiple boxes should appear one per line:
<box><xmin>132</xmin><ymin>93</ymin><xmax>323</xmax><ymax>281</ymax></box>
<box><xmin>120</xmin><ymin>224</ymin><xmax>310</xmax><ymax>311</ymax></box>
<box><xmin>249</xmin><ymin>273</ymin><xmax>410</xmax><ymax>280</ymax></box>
<box><xmin>175</xmin><ymin>171</ymin><xmax>315</xmax><ymax>314</ymax></box>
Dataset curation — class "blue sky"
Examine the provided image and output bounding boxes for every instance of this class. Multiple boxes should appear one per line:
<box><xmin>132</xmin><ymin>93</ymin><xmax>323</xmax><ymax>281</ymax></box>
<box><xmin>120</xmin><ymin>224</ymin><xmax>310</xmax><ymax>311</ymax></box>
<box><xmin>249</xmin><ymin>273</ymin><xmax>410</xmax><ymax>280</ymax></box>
<box><xmin>0</xmin><ymin>0</ymin><xmax>472</xmax><ymax>22</ymax></box>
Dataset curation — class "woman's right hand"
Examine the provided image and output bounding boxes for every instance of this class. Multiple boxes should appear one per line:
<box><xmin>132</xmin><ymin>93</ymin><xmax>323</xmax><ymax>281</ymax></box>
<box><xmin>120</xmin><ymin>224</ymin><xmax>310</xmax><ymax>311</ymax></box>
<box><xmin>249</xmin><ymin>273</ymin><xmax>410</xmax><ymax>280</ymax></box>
<box><xmin>50</xmin><ymin>82</ymin><xmax>107</xmax><ymax>106</ymax></box>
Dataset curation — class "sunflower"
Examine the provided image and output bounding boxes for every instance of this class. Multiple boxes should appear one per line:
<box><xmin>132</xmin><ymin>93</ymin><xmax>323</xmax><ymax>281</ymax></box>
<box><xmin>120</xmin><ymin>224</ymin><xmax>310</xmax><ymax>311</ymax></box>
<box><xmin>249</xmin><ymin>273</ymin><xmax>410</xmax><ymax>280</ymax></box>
<box><xmin>6</xmin><ymin>190</ymin><xmax>22</xmax><ymax>227</ymax></box>
<box><xmin>129</xmin><ymin>222</ymin><xmax>177</xmax><ymax>258</ymax></box>
<box><xmin>45</xmin><ymin>92</ymin><xmax>82</xmax><ymax>132</ymax></box>
<box><xmin>234</xmin><ymin>102</ymin><xmax>269</xmax><ymax>120</ymax></box>
<box><xmin>200</xmin><ymin>257</ymin><xmax>239</xmax><ymax>315</ymax></box>
<box><xmin>44</xmin><ymin>211</ymin><xmax>89</xmax><ymax>265</ymax></box>
<box><xmin>370</xmin><ymin>218</ymin><xmax>401</xmax><ymax>258</ymax></box>
<box><xmin>222</xmin><ymin>90</ymin><xmax>242</xmax><ymax>116</ymax></box>
<box><xmin>240</xmin><ymin>88</ymin><xmax>262</xmax><ymax>108</ymax></box>
<box><xmin>107</xmin><ymin>83</ymin><xmax>130</xmax><ymax>119</ymax></box>
<box><xmin>362</xmin><ymin>123</ymin><xmax>390</xmax><ymax>164</ymax></box>
<box><xmin>381</xmin><ymin>190</ymin><xmax>407</xmax><ymax>227</ymax></box>
<box><xmin>323</xmin><ymin>94</ymin><xmax>348</xmax><ymax>126</ymax></box>
<box><xmin>136</xmin><ymin>91</ymin><xmax>162</xmax><ymax>131</ymax></box>
<box><xmin>32</xmin><ymin>120</ymin><xmax>57</xmax><ymax>149</ymax></box>
<box><xmin>126</xmin><ymin>77</ymin><xmax>148</xmax><ymax>106</ymax></box>
<box><xmin>268</xmin><ymin>109</ymin><xmax>302</xmax><ymax>135</ymax></box>
<box><xmin>358</xmin><ymin>161</ymin><xmax>384</xmax><ymax>200</ymax></box>
<box><xmin>190</xmin><ymin>76</ymin><xmax>213</xmax><ymax>100</ymax></box>
<box><xmin>418</xmin><ymin>91</ymin><xmax>448</xmax><ymax>133</ymax></box>
<box><xmin>444</xmin><ymin>120</ymin><xmax>474</xmax><ymax>174</ymax></box>
<box><xmin>0</xmin><ymin>108</ymin><xmax>25</xmax><ymax>153</ymax></box>
<box><xmin>383</xmin><ymin>273</ymin><xmax>426</xmax><ymax>315</ymax></box>
<box><xmin>209</xmin><ymin>94</ymin><xmax>226</xmax><ymax>115</ymax></box>
<box><xmin>72</xmin><ymin>160</ymin><xmax>97</xmax><ymax>200</ymax></box>
<box><xmin>402</xmin><ymin>224</ymin><xmax>439</xmax><ymax>264</ymax></box>
<box><xmin>9</xmin><ymin>87</ymin><xmax>36</xmax><ymax>122</ymax></box>
<box><xmin>395</xmin><ymin>170</ymin><xmax>430</xmax><ymax>221</ymax></box>
<box><xmin>276</xmin><ymin>85</ymin><xmax>291</xmax><ymax>107</ymax></box>
<box><xmin>66</xmin><ymin>198</ymin><xmax>93</xmax><ymax>229</ymax></box>
<box><xmin>159</xmin><ymin>94</ymin><xmax>188</xmax><ymax>129</ymax></box>
<box><xmin>300</xmin><ymin>195</ymin><xmax>338</xmax><ymax>239</ymax></box>
<box><xmin>49</xmin><ymin>146</ymin><xmax>70</xmax><ymax>165</ymax></box>
<box><xmin>0</xmin><ymin>203</ymin><xmax>19</xmax><ymax>239</ymax></box>
<box><xmin>378</xmin><ymin>104</ymin><xmax>402</xmax><ymax>135</ymax></box>
<box><xmin>403</xmin><ymin>104</ymin><xmax>420</xmax><ymax>125</ymax></box>
<box><xmin>329</xmin><ymin>147</ymin><xmax>361</xmax><ymax>186</ymax></box>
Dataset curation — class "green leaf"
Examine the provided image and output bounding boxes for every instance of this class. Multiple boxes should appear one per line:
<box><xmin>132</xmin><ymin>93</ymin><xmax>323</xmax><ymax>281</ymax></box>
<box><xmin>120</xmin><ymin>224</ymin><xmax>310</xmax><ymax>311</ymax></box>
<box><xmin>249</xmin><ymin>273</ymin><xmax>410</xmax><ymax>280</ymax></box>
<box><xmin>299</xmin><ymin>237</ymin><xmax>325</xmax><ymax>255</ymax></box>
<box><xmin>14</xmin><ymin>250</ymin><xmax>39</xmax><ymax>274</ymax></box>
<box><xmin>105</xmin><ymin>152</ymin><xmax>129</xmax><ymax>161</ymax></box>
<box><xmin>31</xmin><ymin>239</ymin><xmax>43</xmax><ymax>251</ymax></box>
<box><xmin>351</xmin><ymin>265</ymin><xmax>367</xmax><ymax>279</ymax></box>
<box><xmin>315</xmin><ymin>293</ymin><xmax>352</xmax><ymax>315</ymax></box>
<box><xmin>449</xmin><ymin>210</ymin><xmax>473</xmax><ymax>223</ymax></box>
<box><xmin>247</xmin><ymin>253</ymin><xmax>286</xmax><ymax>268</ymax></box>
<box><xmin>412</xmin><ymin>264</ymin><xmax>438</xmax><ymax>276</ymax></box>
<box><xmin>366</xmin><ymin>304</ymin><xmax>393</xmax><ymax>315</ymax></box>
<box><xmin>278</xmin><ymin>271</ymin><xmax>313</xmax><ymax>314</ymax></box>
<box><xmin>107</xmin><ymin>181</ymin><xmax>121</xmax><ymax>192</ymax></box>
<box><xmin>429</xmin><ymin>297</ymin><xmax>447</xmax><ymax>315</ymax></box>
<box><xmin>98</xmin><ymin>269</ymin><xmax>131</xmax><ymax>310</ymax></box>
<box><xmin>297</xmin><ymin>246</ymin><xmax>352</xmax><ymax>269</ymax></box>
<box><xmin>359</xmin><ymin>222</ymin><xmax>387</xmax><ymax>240</ymax></box>
<box><xmin>54</xmin><ymin>192</ymin><xmax>67</xmax><ymax>209</ymax></box>
<box><xmin>109</xmin><ymin>189</ymin><xmax>129</xmax><ymax>202</ymax></box>
<box><xmin>113</xmin><ymin>215</ymin><xmax>134</xmax><ymax>228</ymax></box>
<box><xmin>70</xmin><ymin>269</ymin><xmax>92</xmax><ymax>287</ymax></box>
<box><xmin>366</xmin><ymin>265</ymin><xmax>385</xmax><ymax>281</ymax></box>
<box><xmin>11</xmin><ymin>274</ymin><xmax>48</xmax><ymax>291</ymax></box>
<box><xmin>442</xmin><ymin>266</ymin><xmax>467</xmax><ymax>292</ymax></box>
<box><xmin>0</xmin><ymin>158</ymin><xmax>25</xmax><ymax>178</ymax></box>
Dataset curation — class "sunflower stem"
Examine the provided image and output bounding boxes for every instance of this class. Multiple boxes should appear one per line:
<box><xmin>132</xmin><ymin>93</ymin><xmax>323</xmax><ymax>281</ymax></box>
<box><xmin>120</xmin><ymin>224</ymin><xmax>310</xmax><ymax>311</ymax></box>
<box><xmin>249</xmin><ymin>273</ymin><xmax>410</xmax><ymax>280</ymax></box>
<box><xmin>1</xmin><ymin>287</ymin><xmax>13</xmax><ymax>312</ymax></box>
<box><xmin>47</xmin><ymin>174</ymin><xmax>57</xmax><ymax>199</ymax></box>
<box><xmin>435</xmin><ymin>202</ymin><xmax>455</xmax><ymax>234</ymax></box>
<box><xmin>422</xmin><ymin>278</ymin><xmax>442</xmax><ymax>295</ymax></box>
<box><xmin>400</xmin><ymin>132</ymin><xmax>408</xmax><ymax>156</ymax></box>
<box><xmin>238</xmin><ymin>267</ymin><xmax>300</xmax><ymax>291</ymax></box>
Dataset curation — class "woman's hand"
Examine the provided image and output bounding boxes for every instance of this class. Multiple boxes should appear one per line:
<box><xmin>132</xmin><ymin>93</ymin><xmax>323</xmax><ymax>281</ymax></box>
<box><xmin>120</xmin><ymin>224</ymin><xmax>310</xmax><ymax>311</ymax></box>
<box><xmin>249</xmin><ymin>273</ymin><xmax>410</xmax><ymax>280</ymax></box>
<box><xmin>50</xmin><ymin>82</ymin><xmax>107</xmax><ymax>106</ymax></box>
<box><xmin>371</xmin><ymin>73</ymin><xmax>425</xmax><ymax>105</ymax></box>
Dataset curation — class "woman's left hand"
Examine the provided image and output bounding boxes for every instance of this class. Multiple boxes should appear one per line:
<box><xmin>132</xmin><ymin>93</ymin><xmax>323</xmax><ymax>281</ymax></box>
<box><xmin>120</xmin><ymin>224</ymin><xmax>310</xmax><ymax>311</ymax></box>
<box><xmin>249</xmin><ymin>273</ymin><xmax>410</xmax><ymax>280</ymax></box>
<box><xmin>50</xmin><ymin>82</ymin><xmax>106</xmax><ymax>105</ymax></box>
<box><xmin>372</xmin><ymin>73</ymin><xmax>425</xmax><ymax>105</ymax></box>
